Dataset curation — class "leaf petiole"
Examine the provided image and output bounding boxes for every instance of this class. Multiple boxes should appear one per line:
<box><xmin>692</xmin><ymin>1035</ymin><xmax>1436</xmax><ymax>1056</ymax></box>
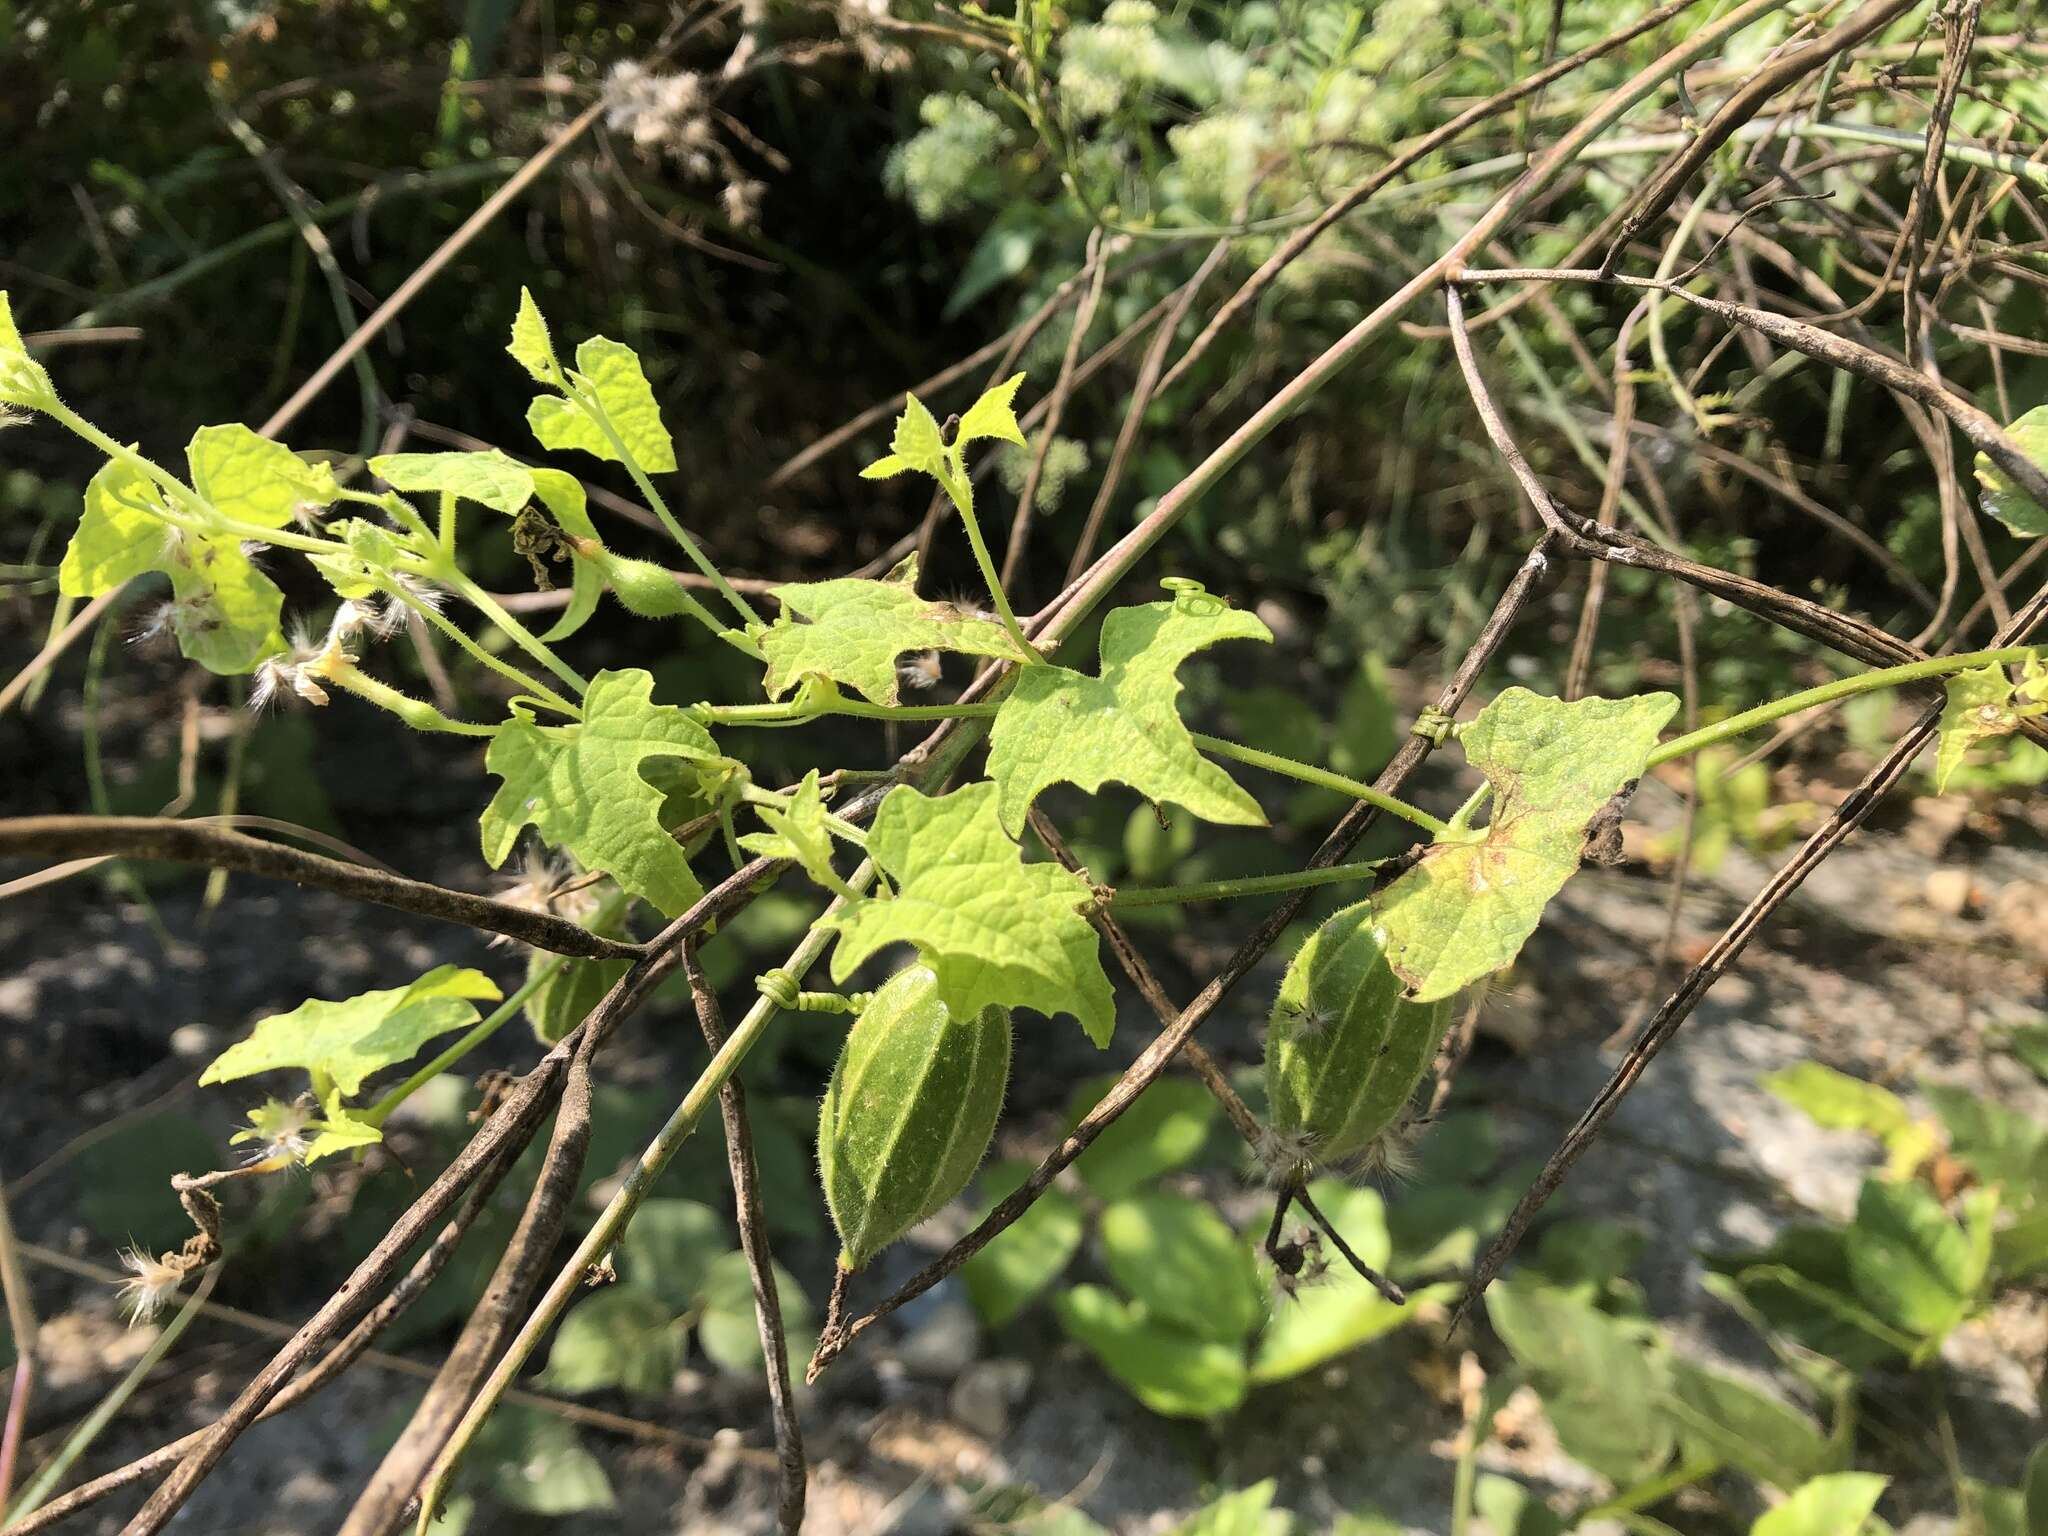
<box><xmin>1188</xmin><ymin>733</ymin><xmax>1449</xmax><ymax>836</ymax></box>
<box><xmin>1107</xmin><ymin>859</ymin><xmax>1389</xmax><ymax>909</ymax></box>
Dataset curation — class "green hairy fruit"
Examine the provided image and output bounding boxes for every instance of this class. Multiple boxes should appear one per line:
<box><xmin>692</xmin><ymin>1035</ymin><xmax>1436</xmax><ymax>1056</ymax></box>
<box><xmin>818</xmin><ymin>964</ymin><xmax>1012</xmax><ymax>1270</ymax></box>
<box><xmin>602</xmin><ymin>553</ymin><xmax>694</xmax><ymax>618</ymax></box>
<box><xmin>1263</xmin><ymin>900</ymin><xmax>1453</xmax><ymax>1177</ymax></box>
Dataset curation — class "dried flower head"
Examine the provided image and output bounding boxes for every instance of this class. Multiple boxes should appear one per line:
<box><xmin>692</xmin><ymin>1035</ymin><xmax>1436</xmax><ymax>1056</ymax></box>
<box><xmin>231</xmin><ymin>1095</ymin><xmax>318</xmax><ymax>1166</ymax></box>
<box><xmin>115</xmin><ymin>1244</ymin><xmax>187</xmax><ymax>1325</ymax></box>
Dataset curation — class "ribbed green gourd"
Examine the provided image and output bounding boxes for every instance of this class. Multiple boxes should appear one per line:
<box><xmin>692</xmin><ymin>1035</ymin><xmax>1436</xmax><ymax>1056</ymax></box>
<box><xmin>1263</xmin><ymin>900</ymin><xmax>1452</xmax><ymax>1175</ymax></box>
<box><xmin>818</xmin><ymin>964</ymin><xmax>1012</xmax><ymax>1270</ymax></box>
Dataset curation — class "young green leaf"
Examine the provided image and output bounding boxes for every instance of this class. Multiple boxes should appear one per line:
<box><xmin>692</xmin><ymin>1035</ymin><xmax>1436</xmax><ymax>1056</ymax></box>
<box><xmin>508</xmin><ymin>286</ymin><xmax>563</xmax><ymax>385</ymax></box>
<box><xmin>820</xmin><ymin>783</ymin><xmax>1116</xmax><ymax>1045</ymax></box>
<box><xmin>58</xmin><ymin>457</ymin><xmax>289</xmax><ymax>674</ymax></box>
<box><xmin>538</xmin><ymin>1285</ymin><xmax>681</xmax><ymax>1395</ymax></box>
<box><xmin>1749</xmin><ymin>1473</ymin><xmax>1888</xmax><ymax>1536</ymax></box>
<box><xmin>481</xmin><ymin>668</ymin><xmax>732</xmax><ymax>916</ymax></box>
<box><xmin>963</xmin><ymin>1158</ymin><xmax>1085</xmax><ymax>1327</ymax></box>
<box><xmin>369</xmin><ymin>449</ymin><xmax>536</xmax><ymax>515</ymax></box>
<box><xmin>757</xmin><ymin>553</ymin><xmax>1023</xmax><ymax>706</ymax></box>
<box><xmin>1662</xmin><ymin>1359</ymin><xmax>1839</xmax><ymax>1493</ymax></box>
<box><xmin>860</xmin><ymin>391</ymin><xmax>949</xmax><ymax>481</ymax></box>
<box><xmin>986</xmin><ymin>586</ymin><xmax>1272</xmax><ymax>836</ymax></box>
<box><xmin>1097</xmin><ymin>1193</ymin><xmax>1264</xmax><ymax>1345</ymax></box>
<box><xmin>1844</xmin><ymin>1177</ymin><xmax>1987</xmax><ymax>1345</ymax></box>
<box><xmin>199</xmin><ymin>964</ymin><xmax>501</xmax><ymax>1099</ymax></box>
<box><xmin>0</xmin><ymin>291</ymin><xmax>57</xmax><ymax>409</ymax></box>
<box><xmin>530</xmin><ymin>467</ymin><xmax>605</xmax><ymax>641</ymax></box>
<box><xmin>1375</xmin><ymin>688</ymin><xmax>1679</xmax><ymax>1001</ymax></box>
<box><xmin>1760</xmin><ymin>1061</ymin><xmax>1936</xmax><ymax>1181</ymax></box>
<box><xmin>1934</xmin><ymin>662</ymin><xmax>2039</xmax><ymax>791</ymax></box>
<box><xmin>188</xmin><ymin>425</ymin><xmax>340</xmax><ymax>527</ymax></box>
<box><xmin>1053</xmin><ymin>1284</ymin><xmax>1249</xmax><ymax>1419</ymax></box>
<box><xmin>955</xmin><ymin>372</ymin><xmax>1028</xmax><ymax>449</ymax></box>
<box><xmin>529</xmin><ymin>336</ymin><xmax>677</xmax><ymax>472</ymax></box>
<box><xmin>1263</xmin><ymin>902</ymin><xmax>1453</xmax><ymax>1175</ymax></box>
<box><xmin>818</xmin><ymin>964</ymin><xmax>1012</xmax><ymax>1269</ymax></box>
<box><xmin>1066</xmin><ymin>1074</ymin><xmax>1217</xmax><ymax>1199</ymax></box>
<box><xmin>1975</xmin><ymin>404</ymin><xmax>2048</xmax><ymax>538</ymax></box>
<box><xmin>738</xmin><ymin>770</ymin><xmax>853</xmax><ymax>896</ymax></box>
<box><xmin>1170</xmin><ymin>1483</ymin><xmax>1289</xmax><ymax>1536</ymax></box>
<box><xmin>1486</xmin><ymin>1278</ymin><xmax>1676</xmax><ymax>1485</ymax></box>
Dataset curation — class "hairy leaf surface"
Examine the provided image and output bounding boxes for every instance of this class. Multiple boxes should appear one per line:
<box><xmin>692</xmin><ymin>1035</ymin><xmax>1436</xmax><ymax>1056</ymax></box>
<box><xmin>1375</xmin><ymin>689</ymin><xmax>1678</xmax><ymax>1000</ymax></box>
<box><xmin>1976</xmin><ymin>404</ymin><xmax>2048</xmax><ymax>538</ymax></box>
<box><xmin>758</xmin><ymin>554</ymin><xmax>1022</xmax><ymax>706</ymax></box>
<box><xmin>369</xmin><ymin>449</ymin><xmax>535</xmax><ymax>514</ymax></box>
<box><xmin>200</xmin><ymin>964</ymin><xmax>501</xmax><ymax>1098</ymax></box>
<box><xmin>987</xmin><ymin>589</ymin><xmax>1270</xmax><ymax>836</ymax></box>
<box><xmin>481</xmin><ymin>668</ymin><xmax>729</xmax><ymax>915</ymax></box>
<box><xmin>820</xmin><ymin>783</ymin><xmax>1114</xmax><ymax>1044</ymax></box>
<box><xmin>528</xmin><ymin>336</ymin><xmax>677</xmax><ymax>472</ymax></box>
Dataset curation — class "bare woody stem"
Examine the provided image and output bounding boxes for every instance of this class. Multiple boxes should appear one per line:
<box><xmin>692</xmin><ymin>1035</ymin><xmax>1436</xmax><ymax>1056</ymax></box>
<box><xmin>0</xmin><ymin>817</ymin><xmax>642</xmax><ymax>960</ymax></box>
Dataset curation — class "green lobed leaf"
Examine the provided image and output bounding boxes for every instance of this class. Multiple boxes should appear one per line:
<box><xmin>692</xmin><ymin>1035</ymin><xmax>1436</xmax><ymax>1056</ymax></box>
<box><xmin>1935</xmin><ymin>663</ymin><xmax>2036</xmax><ymax>791</ymax></box>
<box><xmin>1750</xmin><ymin>1473</ymin><xmax>1888</xmax><ymax>1536</ymax></box>
<box><xmin>1053</xmin><ymin>1283</ymin><xmax>1249</xmax><ymax>1419</ymax></box>
<box><xmin>1375</xmin><ymin>689</ymin><xmax>1679</xmax><ymax>1001</ymax></box>
<box><xmin>1252</xmin><ymin>1180</ymin><xmax>1451</xmax><ymax>1384</ymax></box>
<box><xmin>1975</xmin><ymin>404</ymin><xmax>2048</xmax><ymax>538</ymax></box>
<box><xmin>508</xmin><ymin>286</ymin><xmax>562</xmax><ymax>384</ymax></box>
<box><xmin>987</xmin><ymin>586</ymin><xmax>1272</xmax><ymax>837</ymax></box>
<box><xmin>0</xmin><ymin>290</ymin><xmax>57</xmax><ymax>407</ymax></box>
<box><xmin>818</xmin><ymin>965</ymin><xmax>1012</xmax><ymax>1269</ymax></box>
<box><xmin>369</xmin><ymin>449</ymin><xmax>536</xmax><ymax>515</ymax></box>
<box><xmin>200</xmin><ymin>965</ymin><xmax>501</xmax><ymax>1099</ymax></box>
<box><xmin>861</xmin><ymin>391</ymin><xmax>948</xmax><ymax>480</ymax></box>
<box><xmin>58</xmin><ymin>458</ymin><xmax>288</xmax><ymax>674</ymax></box>
<box><xmin>481</xmin><ymin>669</ymin><xmax>730</xmax><ymax>916</ymax></box>
<box><xmin>188</xmin><ymin>424</ymin><xmax>340</xmax><ymax>528</ymax></box>
<box><xmin>529</xmin><ymin>336</ymin><xmax>677</xmax><ymax>472</ymax></box>
<box><xmin>1487</xmin><ymin>1279</ymin><xmax>1676</xmax><ymax>1485</ymax></box>
<box><xmin>1098</xmin><ymin>1193</ymin><xmax>1263</xmax><ymax>1345</ymax></box>
<box><xmin>963</xmin><ymin>1158</ymin><xmax>1085</xmax><ymax>1327</ymax></box>
<box><xmin>757</xmin><ymin>553</ymin><xmax>1023</xmax><ymax>706</ymax></box>
<box><xmin>820</xmin><ymin>782</ymin><xmax>1115</xmax><ymax>1045</ymax></box>
<box><xmin>1844</xmin><ymin>1177</ymin><xmax>1983</xmax><ymax>1342</ymax></box>
<box><xmin>955</xmin><ymin>373</ymin><xmax>1028</xmax><ymax>449</ymax></box>
<box><xmin>738</xmin><ymin>770</ymin><xmax>848</xmax><ymax>894</ymax></box>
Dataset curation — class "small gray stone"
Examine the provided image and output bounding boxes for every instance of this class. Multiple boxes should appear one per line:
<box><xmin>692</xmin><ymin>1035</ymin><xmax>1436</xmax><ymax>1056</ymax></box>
<box><xmin>950</xmin><ymin>1358</ymin><xmax>1032</xmax><ymax>1440</ymax></box>
<box><xmin>895</xmin><ymin>1292</ymin><xmax>979</xmax><ymax>1381</ymax></box>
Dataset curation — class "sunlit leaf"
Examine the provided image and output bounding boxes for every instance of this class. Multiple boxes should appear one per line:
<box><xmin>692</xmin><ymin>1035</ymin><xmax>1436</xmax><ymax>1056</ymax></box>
<box><xmin>0</xmin><ymin>290</ymin><xmax>56</xmax><ymax>407</ymax></box>
<box><xmin>1935</xmin><ymin>663</ymin><xmax>2030</xmax><ymax>792</ymax></box>
<box><xmin>1053</xmin><ymin>1283</ymin><xmax>1248</xmax><ymax>1419</ymax></box>
<box><xmin>1098</xmin><ymin>1193</ymin><xmax>1263</xmax><ymax>1344</ymax></box>
<box><xmin>1844</xmin><ymin>1177</ymin><xmax>1987</xmax><ymax>1344</ymax></box>
<box><xmin>189</xmin><ymin>424</ymin><xmax>339</xmax><ymax>528</ymax></box>
<box><xmin>508</xmin><ymin>286</ymin><xmax>562</xmax><ymax>385</ymax></box>
<box><xmin>1375</xmin><ymin>689</ymin><xmax>1678</xmax><ymax>1001</ymax></box>
<box><xmin>1750</xmin><ymin>1473</ymin><xmax>1888</xmax><ymax>1536</ymax></box>
<box><xmin>964</xmin><ymin>1159</ymin><xmax>1085</xmax><ymax>1327</ymax></box>
<box><xmin>987</xmin><ymin>587</ymin><xmax>1271</xmax><ymax>837</ymax></box>
<box><xmin>200</xmin><ymin>965</ymin><xmax>501</xmax><ymax>1099</ymax></box>
<box><xmin>1975</xmin><ymin>404</ymin><xmax>2048</xmax><ymax>538</ymax></box>
<box><xmin>757</xmin><ymin>553</ymin><xmax>1022</xmax><ymax>706</ymax></box>
<box><xmin>861</xmin><ymin>391</ymin><xmax>947</xmax><ymax>480</ymax></box>
<box><xmin>369</xmin><ymin>450</ymin><xmax>536</xmax><ymax>515</ymax></box>
<box><xmin>738</xmin><ymin>770</ymin><xmax>849</xmax><ymax>895</ymax></box>
<box><xmin>955</xmin><ymin>372</ymin><xmax>1028</xmax><ymax>449</ymax></box>
<box><xmin>481</xmin><ymin>669</ymin><xmax>731</xmax><ymax>916</ymax></box>
<box><xmin>529</xmin><ymin>336</ymin><xmax>677</xmax><ymax>472</ymax></box>
<box><xmin>821</xmin><ymin>783</ymin><xmax>1115</xmax><ymax>1045</ymax></box>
